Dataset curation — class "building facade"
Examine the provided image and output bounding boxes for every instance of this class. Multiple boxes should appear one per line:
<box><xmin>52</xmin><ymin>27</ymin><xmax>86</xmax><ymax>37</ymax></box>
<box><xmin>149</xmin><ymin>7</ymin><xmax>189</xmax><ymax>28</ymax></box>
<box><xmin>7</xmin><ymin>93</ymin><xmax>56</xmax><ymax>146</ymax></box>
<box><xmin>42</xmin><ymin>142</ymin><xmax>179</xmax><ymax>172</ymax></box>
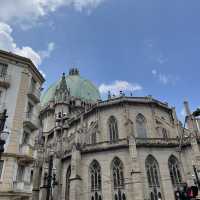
<box><xmin>33</xmin><ymin>68</ymin><xmax>200</xmax><ymax>200</ymax></box>
<box><xmin>0</xmin><ymin>50</ymin><xmax>44</xmax><ymax>200</ymax></box>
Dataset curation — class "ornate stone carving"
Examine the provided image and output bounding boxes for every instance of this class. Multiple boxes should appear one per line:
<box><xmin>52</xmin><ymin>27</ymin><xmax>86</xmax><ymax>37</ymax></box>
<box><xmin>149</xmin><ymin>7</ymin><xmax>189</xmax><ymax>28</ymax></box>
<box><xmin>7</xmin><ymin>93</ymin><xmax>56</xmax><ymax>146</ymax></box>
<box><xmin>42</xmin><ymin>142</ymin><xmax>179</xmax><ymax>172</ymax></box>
<box><xmin>124</xmin><ymin>118</ymin><xmax>134</xmax><ymax>137</ymax></box>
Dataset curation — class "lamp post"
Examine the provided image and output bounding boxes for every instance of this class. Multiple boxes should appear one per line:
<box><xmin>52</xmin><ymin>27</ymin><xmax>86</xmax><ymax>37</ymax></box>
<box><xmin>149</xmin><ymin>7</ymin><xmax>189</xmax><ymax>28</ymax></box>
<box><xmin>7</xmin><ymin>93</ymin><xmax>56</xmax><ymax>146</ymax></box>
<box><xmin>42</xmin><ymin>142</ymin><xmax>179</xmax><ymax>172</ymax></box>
<box><xmin>0</xmin><ymin>109</ymin><xmax>8</xmax><ymax>160</ymax></box>
<box><xmin>41</xmin><ymin>112</ymin><xmax>64</xmax><ymax>200</ymax></box>
<box><xmin>42</xmin><ymin>149</ymin><xmax>58</xmax><ymax>200</ymax></box>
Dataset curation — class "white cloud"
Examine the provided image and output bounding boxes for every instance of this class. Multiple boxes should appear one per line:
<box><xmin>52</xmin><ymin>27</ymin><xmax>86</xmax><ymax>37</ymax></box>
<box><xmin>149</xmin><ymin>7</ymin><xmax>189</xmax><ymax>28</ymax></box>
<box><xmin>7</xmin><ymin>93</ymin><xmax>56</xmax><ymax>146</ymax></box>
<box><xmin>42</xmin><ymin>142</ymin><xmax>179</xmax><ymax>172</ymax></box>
<box><xmin>152</xmin><ymin>69</ymin><xmax>157</xmax><ymax>76</ymax></box>
<box><xmin>151</xmin><ymin>69</ymin><xmax>179</xmax><ymax>85</ymax></box>
<box><xmin>156</xmin><ymin>54</ymin><xmax>168</xmax><ymax>65</ymax></box>
<box><xmin>39</xmin><ymin>69</ymin><xmax>46</xmax><ymax>78</ymax></box>
<box><xmin>15</xmin><ymin>47</ymin><xmax>42</xmax><ymax>66</ymax></box>
<box><xmin>39</xmin><ymin>42</ymin><xmax>55</xmax><ymax>59</ymax></box>
<box><xmin>0</xmin><ymin>0</ymin><xmax>105</xmax><ymax>25</ymax></box>
<box><xmin>99</xmin><ymin>80</ymin><xmax>143</xmax><ymax>95</ymax></box>
<box><xmin>0</xmin><ymin>22</ymin><xmax>54</xmax><ymax>76</ymax></box>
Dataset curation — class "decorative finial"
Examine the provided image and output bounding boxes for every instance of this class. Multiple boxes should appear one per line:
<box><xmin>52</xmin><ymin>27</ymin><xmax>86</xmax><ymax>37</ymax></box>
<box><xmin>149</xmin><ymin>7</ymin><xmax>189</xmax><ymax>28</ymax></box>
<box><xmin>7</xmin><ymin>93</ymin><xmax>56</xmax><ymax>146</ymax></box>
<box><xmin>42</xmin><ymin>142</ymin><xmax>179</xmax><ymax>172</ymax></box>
<box><xmin>69</xmin><ymin>68</ymin><xmax>80</xmax><ymax>76</ymax></box>
<box><xmin>108</xmin><ymin>91</ymin><xmax>111</xmax><ymax>100</ymax></box>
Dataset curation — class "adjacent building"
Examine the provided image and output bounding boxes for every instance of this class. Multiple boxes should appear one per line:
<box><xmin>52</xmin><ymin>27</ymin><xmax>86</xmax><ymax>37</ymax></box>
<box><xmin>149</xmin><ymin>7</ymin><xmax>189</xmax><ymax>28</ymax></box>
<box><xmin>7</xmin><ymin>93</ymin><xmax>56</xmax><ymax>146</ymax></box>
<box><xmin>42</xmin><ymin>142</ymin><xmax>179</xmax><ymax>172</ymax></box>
<box><xmin>32</xmin><ymin>68</ymin><xmax>200</xmax><ymax>200</ymax></box>
<box><xmin>0</xmin><ymin>50</ymin><xmax>45</xmax><ymax>200</ymax></box>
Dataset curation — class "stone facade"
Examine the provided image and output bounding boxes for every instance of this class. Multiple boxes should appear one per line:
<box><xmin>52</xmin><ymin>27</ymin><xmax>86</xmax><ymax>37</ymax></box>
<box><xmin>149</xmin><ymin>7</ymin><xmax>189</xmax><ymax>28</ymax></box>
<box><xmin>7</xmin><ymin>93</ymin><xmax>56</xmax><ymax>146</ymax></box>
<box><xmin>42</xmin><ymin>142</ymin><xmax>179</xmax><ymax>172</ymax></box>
<box><xmin>0</xmin><ymin>50</ymin><xmax>44</xmax><ymax>200</ymax></box>
<box><xmin>33</xmin><ymin>69</ymin><xmax>200</xmax><ymax>200</ymax></box>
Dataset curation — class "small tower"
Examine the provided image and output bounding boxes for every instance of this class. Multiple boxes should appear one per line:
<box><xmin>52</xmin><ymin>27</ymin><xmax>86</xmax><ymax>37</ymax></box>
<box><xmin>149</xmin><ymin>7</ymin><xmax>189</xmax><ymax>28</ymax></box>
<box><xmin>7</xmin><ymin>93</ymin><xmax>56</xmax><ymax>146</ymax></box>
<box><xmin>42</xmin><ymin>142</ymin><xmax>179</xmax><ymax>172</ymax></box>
<box><xmin>54</xmin><ymin>73</ymin><xmax>70</xmax><ymax>118</ymax></box>
<box><xmin>55</xmin><ymin>73</ymin><xmax>70</xmax><ymax>102</ymax></box>
<box><xmin>69</xmin><ymin>68</ymin><xmax>80</xmax><ymax>76</ymax></box>
<box><xmin>108</xmin><ymin>91</ymin><xmax>111</xmax><ymax>100</ymax></box>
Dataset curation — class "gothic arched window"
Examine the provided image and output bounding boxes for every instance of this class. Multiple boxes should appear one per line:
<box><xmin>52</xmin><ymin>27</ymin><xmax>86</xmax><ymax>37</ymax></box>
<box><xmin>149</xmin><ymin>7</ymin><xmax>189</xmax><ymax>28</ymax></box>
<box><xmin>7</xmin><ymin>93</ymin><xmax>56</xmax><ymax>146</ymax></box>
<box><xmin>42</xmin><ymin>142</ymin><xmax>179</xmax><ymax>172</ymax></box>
<box><xmin>168</xmin><ymin>155</ymin><xmax>182</xmax><ymax>187</ymax></box>
<box><xmin>145</xmin><ymin>155</ymin><xmax>162</xmax><ymax>200</ymax></box>
<box><xmin>65</xmin><ymin>166</ymin><xmax>71</xmax><ymax>200</ymax></box>
<box><xmin>91</xmin><ymin>132</ymin><xmax>97</xmax><ymax>144</ymax></box>
<box><xmin>90</xmin><ymin>160</ymin><xmax>102</xmax><ymax>200</ymax></box>
<box><xmin>111</xmin><ymin>157</ymin><xmax>126</xmax><ymax>200</ymax></box>
<box><xmin>136</xmin><ymin>114</ymin><xmax>147</xmax><ymax>138</ymax></box>
<box><xmin>90</xmin><ymin>121</ymin><xmax>98</xmax><ymax>144</ymax></box>
<box><xmin>108</xmin><ymin>116</ymin><xmax>119</xmax><ymax>142</ymax></box>
<box><xmin>162</xmin><ymin>128</ymin><xmax>168</xmax><ymax>139</ymax></box>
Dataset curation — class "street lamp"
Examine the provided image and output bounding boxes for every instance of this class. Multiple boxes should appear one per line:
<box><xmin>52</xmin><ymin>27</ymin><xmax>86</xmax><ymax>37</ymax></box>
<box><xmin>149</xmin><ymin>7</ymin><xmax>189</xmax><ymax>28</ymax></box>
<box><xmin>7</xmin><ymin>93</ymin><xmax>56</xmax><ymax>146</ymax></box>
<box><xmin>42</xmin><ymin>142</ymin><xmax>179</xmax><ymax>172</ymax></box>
<box><xmin>42</xmin><ymin>147</ymin><xmax>58</xmax><ymax>200</ymax></box>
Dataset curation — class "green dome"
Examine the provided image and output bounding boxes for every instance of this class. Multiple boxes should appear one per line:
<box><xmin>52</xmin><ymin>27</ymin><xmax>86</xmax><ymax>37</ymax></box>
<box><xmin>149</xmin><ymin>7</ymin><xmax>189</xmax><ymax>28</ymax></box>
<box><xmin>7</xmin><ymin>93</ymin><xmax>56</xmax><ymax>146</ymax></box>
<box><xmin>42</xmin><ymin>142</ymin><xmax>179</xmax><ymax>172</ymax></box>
<box><xmin>41</xmin><ymin>70</ymin><xmax>101</xmax><ymax>107</ymax></box>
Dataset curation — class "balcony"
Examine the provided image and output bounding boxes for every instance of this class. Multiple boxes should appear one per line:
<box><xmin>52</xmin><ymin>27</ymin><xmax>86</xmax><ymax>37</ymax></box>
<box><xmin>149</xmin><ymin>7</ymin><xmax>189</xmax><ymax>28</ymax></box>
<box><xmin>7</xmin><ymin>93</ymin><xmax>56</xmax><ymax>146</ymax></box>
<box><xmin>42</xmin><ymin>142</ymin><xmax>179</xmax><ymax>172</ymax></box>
<box><xmin>135</xmin><ymin>137</ymin><xmax>191</xmax><ymax>147</ymax></box>
<box><xmin>0</xmin><ymin>74</ymin><xmax>11</xmax><ymax>88</ymax></box>
<box><xmin>19</xmin><ymin>144</ymin><xmax>34</xmax><ymax>161</ymax></box>
<box><xmin>27</xmin><ymin>87</ymin><xmax>41</xmax><ymax>103</ymax></box>
<box><xmin>13</xmin><ymin>181</ymin><xmax>32</xmax><ymax>193</ymax></box>
<box><xmin>23</xmin><ymin>112</ymin><xmax>38</xmax><ymax>130</ymax></box>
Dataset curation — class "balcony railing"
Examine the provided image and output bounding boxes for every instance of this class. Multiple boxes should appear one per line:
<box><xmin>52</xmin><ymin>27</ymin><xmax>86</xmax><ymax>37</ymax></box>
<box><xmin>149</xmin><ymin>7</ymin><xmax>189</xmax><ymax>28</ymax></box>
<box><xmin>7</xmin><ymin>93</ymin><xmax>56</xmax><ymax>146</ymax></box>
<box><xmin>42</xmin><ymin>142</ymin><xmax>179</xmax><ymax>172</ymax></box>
<box><xmin>135</xmin><ymin>137</ymin><xmax>191</xmax><ymax>147</ymax></box>
<box><xmin>27</xmin><ymin>87</ymin><xmax>41</xmax><ymax>103</ymax></box>
<box><xmin>0</xmin><ymin>74</ymin><xmax>11</xmax><ymax>88</ymax></box>
<box><xmin>13</xmin><ymin>181</ymin><xmax>32</xmax><ymax>193</ymax></box>
<box><xmin>23</xmin><ymin>112</ymin><xmax>38</xmax><ymax>130</ymax></box>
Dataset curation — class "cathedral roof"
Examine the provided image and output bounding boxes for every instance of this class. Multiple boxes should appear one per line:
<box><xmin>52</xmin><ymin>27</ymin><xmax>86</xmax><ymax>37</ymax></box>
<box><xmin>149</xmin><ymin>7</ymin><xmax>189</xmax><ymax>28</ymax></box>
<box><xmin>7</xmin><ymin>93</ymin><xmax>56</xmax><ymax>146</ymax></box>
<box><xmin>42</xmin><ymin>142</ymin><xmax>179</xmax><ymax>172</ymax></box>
<box><xmin>41</xmin><ymin>68</ymin><xmax>101</xmax><ymax>107</ymax></box>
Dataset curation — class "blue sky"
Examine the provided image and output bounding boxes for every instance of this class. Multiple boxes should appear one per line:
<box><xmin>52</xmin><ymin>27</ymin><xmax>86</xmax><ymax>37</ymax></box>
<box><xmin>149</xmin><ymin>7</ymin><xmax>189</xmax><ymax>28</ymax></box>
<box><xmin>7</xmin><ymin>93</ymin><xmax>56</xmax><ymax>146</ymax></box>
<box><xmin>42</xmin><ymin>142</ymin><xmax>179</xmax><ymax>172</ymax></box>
<box><xmin>0</xmin><ymin>0</ymin><xmax>200</xmax><ymax>120</ymax></box>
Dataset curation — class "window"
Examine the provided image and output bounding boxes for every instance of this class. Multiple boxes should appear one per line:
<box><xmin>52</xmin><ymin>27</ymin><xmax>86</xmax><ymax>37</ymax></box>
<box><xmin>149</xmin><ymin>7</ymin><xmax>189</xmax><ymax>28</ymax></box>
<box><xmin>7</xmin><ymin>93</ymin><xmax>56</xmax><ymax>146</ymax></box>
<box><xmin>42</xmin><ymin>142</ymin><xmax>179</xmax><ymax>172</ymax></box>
<box><xmin>0</xmin><ymin>63</ymin><xmax>8</xmax><ymax>77</ymax></box>
<box><xmin>22</xmin><ymin>131</ymin><xmax>30</xmax><ymax>145</ymax></box>
<box><xmin>27</xmin><ymin>102</ymin><xmax>33</xmax><ymax>117</ymax></box>
<box><xmin>145</xmin><ymin>155</ymin><xmax>162</xmax><ymax>200</ymax></box>
<box><xmin>136</xmin><ymin>114</ymin><xmax>147</xmax><ymax>138</ymax></box>
<box><xmin>0</xmin><ymin>160</ymin><xmax>4</xmax><ymax>179</ymax></box>
<box><xmin>162</xmin><ymin>128</ymin><xmax>168</xmax><ymax>139</ymax></box>
<box><xmin>39</xmin><ymin>167</ymin><xmax>43</xmax><ymax>187</ymax></box>
<box><xmin>65</xmin><ymin>166</ymin><xmax>71</xmax><ymax>200</ymax></box>
<box><xmin>108</xmin><ymin>116</ymin><xmax>119</xmax><ymax>142</ymax></box>
<box><xmin>89</xmin><ymin>160</ymin><xmax>102</xmax><ymax>200</ymax></box>
<box><xmin>30</xmin><ymin>170</ymin><xmax>33</xmax><ymax>183</ymax></box>
<box><xmin>31</xmin><ymin>78</ymin><xmax>37</xmax><ymax>91</ymax></box>
<box><xmin>90</xmin><ymin>121</ymin><xmax>97</xmax><ymax>144</ymax></box>
<box><xmin>111</xmin><ymin>157</ymin><xmax>126</xmax><ymax>200</ymax></box>
<box><xmin>168</xmin><ymin>155</ymin><xmax>182</xmax><ymax>187</ymax></box>
<box><xmin>0</xmin><ymin>91</ymin><xmax>2</xmax><ymax>104</ymax></box>
<box><xmin>91</xmin><ymin>132</ymin><xmax>96</xmax><ymax>144</ymax></box>
<box><xmin>17</xmin><ymin>165</ymin><xmax>25</xmax><ymax>182</ymax></box>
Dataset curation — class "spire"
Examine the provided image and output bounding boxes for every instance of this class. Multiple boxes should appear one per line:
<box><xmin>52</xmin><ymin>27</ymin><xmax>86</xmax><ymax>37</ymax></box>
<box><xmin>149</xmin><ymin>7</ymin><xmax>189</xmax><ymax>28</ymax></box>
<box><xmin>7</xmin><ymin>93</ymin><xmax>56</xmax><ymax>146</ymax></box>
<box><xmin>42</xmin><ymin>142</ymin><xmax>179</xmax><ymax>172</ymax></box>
<box><xmin>55</xmin><ymin>73</ymin><xmax>70</xmax><ymax>102</ymax></box>
<box><xmin>108</xmin><ymin>91</ymin><xmax>111</xmax><ymax>100</ymax></box>
<box><xmin>59</xmin><ymin>73</ymin><xmax>68</xmax><ymax>91</ymax></box>
<box><xmin>184</xmin><ymin>100</ymin><xmax>191</xmax><ymax>116</ymax></box>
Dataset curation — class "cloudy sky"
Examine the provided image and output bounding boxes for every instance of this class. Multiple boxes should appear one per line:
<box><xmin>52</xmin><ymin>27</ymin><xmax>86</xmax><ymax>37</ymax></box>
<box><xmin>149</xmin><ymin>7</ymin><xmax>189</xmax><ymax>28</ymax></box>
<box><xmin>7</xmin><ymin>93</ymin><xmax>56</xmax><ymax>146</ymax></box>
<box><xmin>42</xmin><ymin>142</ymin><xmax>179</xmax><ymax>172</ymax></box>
<box><xmin>0</xmin><ymin>0</ymin><xmax>199</xmax><ymax>120</ymax></box>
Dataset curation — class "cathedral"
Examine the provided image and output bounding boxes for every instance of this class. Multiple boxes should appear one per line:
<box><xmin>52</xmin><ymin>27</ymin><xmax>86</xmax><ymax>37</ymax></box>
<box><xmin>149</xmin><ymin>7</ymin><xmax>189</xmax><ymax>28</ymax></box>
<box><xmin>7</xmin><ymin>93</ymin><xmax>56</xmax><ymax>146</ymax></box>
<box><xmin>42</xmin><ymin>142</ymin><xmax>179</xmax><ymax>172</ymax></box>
<box><xmin>32</xmin><ymin>68</ymin><xmax>200</xmax><ymax>200</ymax></box>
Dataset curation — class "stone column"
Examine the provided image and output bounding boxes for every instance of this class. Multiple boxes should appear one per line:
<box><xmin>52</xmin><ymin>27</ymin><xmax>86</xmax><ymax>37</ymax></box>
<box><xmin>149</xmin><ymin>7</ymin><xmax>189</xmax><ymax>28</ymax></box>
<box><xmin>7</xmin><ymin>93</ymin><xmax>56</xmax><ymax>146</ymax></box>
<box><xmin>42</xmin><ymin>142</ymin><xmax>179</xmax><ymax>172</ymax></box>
<box><xmin>52</xmin><ymin>157</ymin><xmax>62</xmax><ymax>200</ymax></box>
<box><xmin>159</xmin><ymin>160</ymin><xmax>175</xmax><ymax>200</ymax></box>
<box><xmin>32</xmin><ymin>161</ymin><xmax>40</xmax><ymax>200</ymax></box>
<box><xmin>69</xmin><ymin>145</ymin><xmax>82</xmax><ymax>200</ymax></box>
<box><xmin>128</xmin><ymin>136</ymin><xmax>144</xmax><ymax>200</ymax></box>
<box><xmin>39</xmin><ymin>165</ymin><xmax>47</xmax><ymax>200</ymax></box>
